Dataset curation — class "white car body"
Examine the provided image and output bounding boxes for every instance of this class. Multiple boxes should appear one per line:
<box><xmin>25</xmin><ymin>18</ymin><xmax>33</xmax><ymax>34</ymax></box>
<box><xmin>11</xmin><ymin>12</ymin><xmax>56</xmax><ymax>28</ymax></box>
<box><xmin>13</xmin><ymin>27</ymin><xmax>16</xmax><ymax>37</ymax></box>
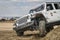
<box><xmin>29</xmin><ymin>2</ymin><xmax>60</xmax><ymax>23</ymax></box>
<box><xmin>13</xmin><ymin>2</ymin><xmax>60</xmax><ymax>31</ymax></box>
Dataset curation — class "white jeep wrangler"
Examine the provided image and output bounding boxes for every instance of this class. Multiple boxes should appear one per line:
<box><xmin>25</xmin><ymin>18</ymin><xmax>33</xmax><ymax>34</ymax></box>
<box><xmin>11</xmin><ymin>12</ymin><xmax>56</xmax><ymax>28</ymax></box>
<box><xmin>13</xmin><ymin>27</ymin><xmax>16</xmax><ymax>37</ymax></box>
<box><xmin>13</xmin><ymin>2</ymin><xmax>60</xmax><ymax>37</ymax></box>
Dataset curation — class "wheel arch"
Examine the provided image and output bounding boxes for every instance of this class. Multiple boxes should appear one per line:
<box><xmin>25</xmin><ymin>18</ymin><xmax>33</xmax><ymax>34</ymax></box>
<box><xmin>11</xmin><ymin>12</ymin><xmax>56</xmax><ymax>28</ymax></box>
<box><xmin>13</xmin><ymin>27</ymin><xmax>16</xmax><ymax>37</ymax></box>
<box><xmin>35</xmin><ymin>14</ymin><xmax>47</xmax><ymax>22</ymax></box>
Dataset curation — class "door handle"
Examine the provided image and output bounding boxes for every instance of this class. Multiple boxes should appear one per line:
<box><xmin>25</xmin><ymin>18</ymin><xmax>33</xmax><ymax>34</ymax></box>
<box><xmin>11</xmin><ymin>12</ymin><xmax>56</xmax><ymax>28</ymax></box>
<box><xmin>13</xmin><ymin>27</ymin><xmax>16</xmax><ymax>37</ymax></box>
<box><xmin>50</xmin><ymin>12</ymin><xmax>53</xmax><ymax>16</ymax></box>
<box><xmin>53</xmin><ymin>11</ymin><xmax>56</xmax><ymax>13</ymax></box>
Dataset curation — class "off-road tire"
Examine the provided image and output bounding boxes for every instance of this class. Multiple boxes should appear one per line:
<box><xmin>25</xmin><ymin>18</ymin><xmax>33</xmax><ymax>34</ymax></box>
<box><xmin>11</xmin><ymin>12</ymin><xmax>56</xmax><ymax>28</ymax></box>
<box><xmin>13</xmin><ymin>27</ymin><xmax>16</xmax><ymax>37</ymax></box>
<box><xmin>16</xmin><ymin>31</ymin><xmax>24</xmax><ymax>36</ymax></box>
<box><xmin>39</xmin><ymin>20</ymin><xmax>47</xmax><ymax>37</ymax></box>
<box><xmin>46</xmin><ymin>25</ymin><xmax>54</xmax><ymax>32</ymax></box>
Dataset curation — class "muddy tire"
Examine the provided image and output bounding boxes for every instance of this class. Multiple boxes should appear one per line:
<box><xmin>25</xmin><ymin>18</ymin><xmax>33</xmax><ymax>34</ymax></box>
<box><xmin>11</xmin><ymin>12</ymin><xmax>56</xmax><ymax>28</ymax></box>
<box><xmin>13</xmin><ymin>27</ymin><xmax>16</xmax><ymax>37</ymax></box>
<box><xmin>46</xmin><ymin>25</ymin><xmax>54</xmax><ymax>32</ymax></box>
<box><xmin>39</xmin><ymin>20</ymin><xmax>46</xmax><ymax>37</ymax></box>
<box><xmin>16</xmin><ymin>31</ymin><xmax>24</xmax><ymax>36</ymax></box>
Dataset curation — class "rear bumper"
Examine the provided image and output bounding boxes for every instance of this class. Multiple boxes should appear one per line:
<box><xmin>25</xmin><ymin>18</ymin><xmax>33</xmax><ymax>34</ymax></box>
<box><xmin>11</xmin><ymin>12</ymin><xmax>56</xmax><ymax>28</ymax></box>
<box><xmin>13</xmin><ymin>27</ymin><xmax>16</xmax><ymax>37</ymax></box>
<box><xmin>13</xmin><ymin>21</ymin><xmax>34</xmax><ymax>31</ymax></box>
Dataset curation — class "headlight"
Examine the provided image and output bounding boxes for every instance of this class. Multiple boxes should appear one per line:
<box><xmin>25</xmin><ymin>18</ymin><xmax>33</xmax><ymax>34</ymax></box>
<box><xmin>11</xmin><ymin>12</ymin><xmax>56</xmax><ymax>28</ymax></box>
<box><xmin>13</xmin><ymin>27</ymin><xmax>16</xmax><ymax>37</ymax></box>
<box><xmin>16</xmin><ymin>23</ymin><xmax>19</xmax><ymax>26</ymax></box>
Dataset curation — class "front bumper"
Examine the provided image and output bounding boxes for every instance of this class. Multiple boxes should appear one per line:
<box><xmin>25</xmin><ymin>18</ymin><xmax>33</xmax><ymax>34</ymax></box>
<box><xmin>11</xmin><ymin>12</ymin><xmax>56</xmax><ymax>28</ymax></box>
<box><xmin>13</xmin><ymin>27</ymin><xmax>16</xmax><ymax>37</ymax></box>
<box><xmin>13</xmin><ymin>21</ymin><xmax>34</xmax><ymax>31</ymax></box>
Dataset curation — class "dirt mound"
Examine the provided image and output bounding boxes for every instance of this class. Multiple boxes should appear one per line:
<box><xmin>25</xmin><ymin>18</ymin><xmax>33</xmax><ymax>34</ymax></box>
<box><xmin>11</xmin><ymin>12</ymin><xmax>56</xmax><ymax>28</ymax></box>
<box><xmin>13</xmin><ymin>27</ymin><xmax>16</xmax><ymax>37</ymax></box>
<box><xmin>42</xmin><ymin>26</ymin><xmax>60</xmax><ymax>40</ymax></box>
<box><xmin>0</xmin><ymin>30</ymin><xmax>34</xmax><ymax>40</ymax></box>
<box><xmin>0</xmin><ymin>25</ymin><xmax>60</xmax><ymax>40</ymax></box>
<box><xmin>0</xmin><ymin>20</ymin><xmax>60</xmax><ymax>40</ymax></box>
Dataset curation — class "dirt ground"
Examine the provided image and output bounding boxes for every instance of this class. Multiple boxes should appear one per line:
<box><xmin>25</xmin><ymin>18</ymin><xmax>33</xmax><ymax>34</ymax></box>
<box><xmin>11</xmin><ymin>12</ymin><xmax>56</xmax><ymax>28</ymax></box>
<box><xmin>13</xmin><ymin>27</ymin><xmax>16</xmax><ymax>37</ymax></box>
<box><xmin>0</xmin><ymin>22</ymin><xmax>60</xmax><ymax>40</ymax></box>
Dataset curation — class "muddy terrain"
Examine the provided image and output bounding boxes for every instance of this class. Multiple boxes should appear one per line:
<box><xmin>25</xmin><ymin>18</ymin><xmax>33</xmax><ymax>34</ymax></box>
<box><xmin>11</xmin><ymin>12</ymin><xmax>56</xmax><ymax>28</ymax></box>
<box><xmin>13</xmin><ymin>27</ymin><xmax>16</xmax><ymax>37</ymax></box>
<box><xmin>0</xmin><ymin>22</ymin><xmax>60</xmax><ymax>40</ymax></box>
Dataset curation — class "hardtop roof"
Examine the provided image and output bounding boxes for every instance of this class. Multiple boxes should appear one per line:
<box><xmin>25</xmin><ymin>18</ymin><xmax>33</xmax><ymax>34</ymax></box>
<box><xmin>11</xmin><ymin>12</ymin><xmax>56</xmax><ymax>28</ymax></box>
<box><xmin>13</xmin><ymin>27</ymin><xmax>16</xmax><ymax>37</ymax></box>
<box><xmin>46</xmin><ymin>2</ymin><xmax>60</xmax><ymax>3</ymax></box>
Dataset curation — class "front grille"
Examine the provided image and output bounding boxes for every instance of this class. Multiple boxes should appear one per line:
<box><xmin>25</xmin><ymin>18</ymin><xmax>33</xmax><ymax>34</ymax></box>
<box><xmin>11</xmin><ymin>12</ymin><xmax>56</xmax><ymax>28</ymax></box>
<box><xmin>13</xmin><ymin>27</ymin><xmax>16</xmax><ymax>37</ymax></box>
<box><xmin>17</xmin><ymin>16</ymin><xmax>28</xmax><ymax>24</ymax></box>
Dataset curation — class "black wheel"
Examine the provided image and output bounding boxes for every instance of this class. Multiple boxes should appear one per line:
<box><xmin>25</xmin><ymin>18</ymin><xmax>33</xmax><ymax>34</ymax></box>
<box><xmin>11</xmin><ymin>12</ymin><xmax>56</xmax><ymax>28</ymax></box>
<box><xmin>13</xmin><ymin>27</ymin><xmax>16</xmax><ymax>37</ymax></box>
<box><xmin>38</xmin><ymin>20</ymin><xmax>47</xmax><ymax>37</ymax></box>
<box><xmin>16</xmin><ymin>31</ymin><xmax>24</xmax><ymax>36</ymax></box>
<box><xmin>46</xmin><ymin>24</ymin><xmax>54</xmax><ymax>32</ymax></box>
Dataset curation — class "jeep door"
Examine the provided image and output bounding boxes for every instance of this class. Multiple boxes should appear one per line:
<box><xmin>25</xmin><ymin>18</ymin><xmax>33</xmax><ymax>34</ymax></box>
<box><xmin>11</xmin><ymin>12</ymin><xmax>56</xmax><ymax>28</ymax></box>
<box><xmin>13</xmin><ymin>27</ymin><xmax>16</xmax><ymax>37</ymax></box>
<box><xmin>53</xmin><ymin>3</ymin><xmax>60</xmax><ymax>21</ymax></box>
<box><xmin>46</xmin><ymin>3</ymin><xmax>59</xmax><ymax>23</ymax></box>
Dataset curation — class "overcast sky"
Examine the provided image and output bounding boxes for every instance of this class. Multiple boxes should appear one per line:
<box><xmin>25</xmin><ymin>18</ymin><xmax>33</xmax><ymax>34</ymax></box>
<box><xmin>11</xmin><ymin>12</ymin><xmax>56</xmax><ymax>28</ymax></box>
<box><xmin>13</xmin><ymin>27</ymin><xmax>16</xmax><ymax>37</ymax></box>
<box><xmin>0</xmin><ymin>0</ymin><xmax>60</xmax><ymax>17</ymax></box>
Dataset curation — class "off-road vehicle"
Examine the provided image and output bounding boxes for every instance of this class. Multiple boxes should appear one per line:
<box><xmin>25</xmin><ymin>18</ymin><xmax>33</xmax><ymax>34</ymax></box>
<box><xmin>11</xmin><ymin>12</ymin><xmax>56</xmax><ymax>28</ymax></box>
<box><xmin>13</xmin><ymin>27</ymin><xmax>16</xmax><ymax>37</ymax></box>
<box><xmin>13</xmin><ymin>2</ymin><xmax>60</xmax><ymax>37</ymax></box>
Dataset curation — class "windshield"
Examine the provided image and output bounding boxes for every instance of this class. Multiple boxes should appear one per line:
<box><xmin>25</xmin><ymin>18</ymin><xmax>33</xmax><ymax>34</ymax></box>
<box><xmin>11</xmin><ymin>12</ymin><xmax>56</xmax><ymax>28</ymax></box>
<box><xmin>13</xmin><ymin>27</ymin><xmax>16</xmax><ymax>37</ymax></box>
<box><xmin>29</xmin><ymin>4</ymin><xmax>44</xmax><ymax>13</ymax></box>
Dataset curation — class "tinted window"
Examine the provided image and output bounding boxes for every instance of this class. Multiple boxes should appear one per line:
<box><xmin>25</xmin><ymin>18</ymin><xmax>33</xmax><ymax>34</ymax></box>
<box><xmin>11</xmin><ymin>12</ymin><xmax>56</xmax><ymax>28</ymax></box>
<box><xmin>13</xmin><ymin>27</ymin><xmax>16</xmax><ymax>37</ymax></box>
<box><xmin>54</xmin><ymin>3</ymin><xmax>60</xmax><ymax>9</ymax></box>
<box><xmin>46</xmin><ymin>4</ymin><xmax>53</xmax><ymax>11</ymax></box>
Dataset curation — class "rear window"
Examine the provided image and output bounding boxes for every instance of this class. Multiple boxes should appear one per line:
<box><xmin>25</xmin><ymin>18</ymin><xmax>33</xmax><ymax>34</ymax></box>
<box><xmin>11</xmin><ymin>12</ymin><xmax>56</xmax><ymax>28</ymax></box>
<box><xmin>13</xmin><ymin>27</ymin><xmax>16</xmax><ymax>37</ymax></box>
<box><xmin>54</xmin><ymin>3</ymin><xmax>60</xmax><ymax>9</ymax></box>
